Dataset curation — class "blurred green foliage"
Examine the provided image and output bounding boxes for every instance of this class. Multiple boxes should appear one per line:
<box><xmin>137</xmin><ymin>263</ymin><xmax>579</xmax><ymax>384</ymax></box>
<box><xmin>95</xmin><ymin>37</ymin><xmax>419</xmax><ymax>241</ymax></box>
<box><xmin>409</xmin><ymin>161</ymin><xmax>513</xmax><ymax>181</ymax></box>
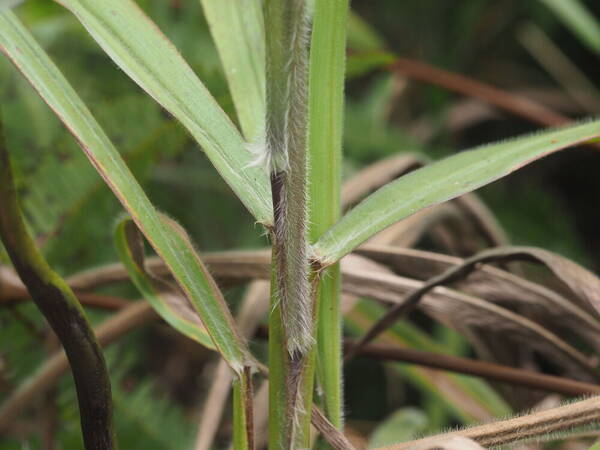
<box><xmin>1</xmin><ymin>0</ymin><xmax>599</xmax><ymax>448</ymax></box>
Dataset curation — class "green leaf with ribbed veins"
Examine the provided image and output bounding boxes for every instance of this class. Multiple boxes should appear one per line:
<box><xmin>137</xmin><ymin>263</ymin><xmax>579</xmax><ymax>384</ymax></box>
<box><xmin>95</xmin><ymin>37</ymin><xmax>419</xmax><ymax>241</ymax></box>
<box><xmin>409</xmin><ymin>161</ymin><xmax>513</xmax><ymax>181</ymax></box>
<box><xmin>54</xmin><ymin>0</ymin><xmax>272</xmax><ymax>225</ymax></box>
<box><xmin>315</xmin><ymin>120</ymin><xmax>600</xmax><ymax>264</ymax></box>
<box><xmin>0</xmin><ymin>10</ymin><xmax>250</xmax><ymax>374</ymax></box>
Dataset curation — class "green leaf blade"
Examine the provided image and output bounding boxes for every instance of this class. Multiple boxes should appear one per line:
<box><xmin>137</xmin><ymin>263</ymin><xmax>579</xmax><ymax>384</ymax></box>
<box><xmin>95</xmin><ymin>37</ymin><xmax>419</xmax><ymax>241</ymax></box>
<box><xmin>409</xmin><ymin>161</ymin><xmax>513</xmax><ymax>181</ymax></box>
<box><xmin>0</xmin><ymin>10</ymin><xmax>250</xmax><ymax>374</ymax></box>
<box><xmin>539</xmin><ymin>0</ymin><xmax>600</xmax><ymax>53</ymax></box>
<box><xmin>307</xmin><ymin>0</ymin><xmax>349</xmax><ymax>431</ymax></box>
<box><xmin>55</xmin><ymin>0</ymin><xmax>272</xmax><ymax>224</ymax></box>
<box><xmin>315</xmin><ymin>120</ymin><xmax>600</xmax><ymax>263</ymax></box>
<box><xmin>114</xmin><ymin>219</ymin><xmax>215</xmax><ymax>351</ymax></box>
<box><xmin>199</xmin><ymin>0</ymin><xmax>265</xmax><ymax>143</ymax></box>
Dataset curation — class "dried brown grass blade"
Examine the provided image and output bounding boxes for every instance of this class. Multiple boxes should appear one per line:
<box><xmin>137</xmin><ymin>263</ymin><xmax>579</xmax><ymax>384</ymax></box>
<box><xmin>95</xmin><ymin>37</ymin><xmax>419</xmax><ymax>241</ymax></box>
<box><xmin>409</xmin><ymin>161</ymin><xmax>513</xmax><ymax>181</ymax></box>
<box><xmin>346</xmin><ymin>246</ymin><xmax>600</xmax><ymax>371</ymax></box>
<box><xmin>312</xmin><ymin>407</ymin><xmax>355</xmax><ymax>450</ymax></box>
<box><xmin>54</xmin><ymin>249</ymin><xmax>600</xmax><ymax>378</ymax></box>
<box><xmin>66</xmin><ymin>250</ymin><xmax>272</xmax><ymax>291</ymax></box>
<box><xmin>356</xmin><ymin>245</ymin><xmax>600</xmax><ymax>353</ymax></box>
<box><xmin>379</xmin><ymin>395</ymin><xmax>600</xmax><ymax>449</ymax></box>
<box><xmin>388</xmin><ymin>57</ymin><xmax>569</xmax><ymax>127</ymax></box>
<box><xmin>0</xmin><ymin>266</ymin><xmax>131</xmax><ymax>310</ymax></box>
<box><xmin>367</xmin><ymin>205</ymin><xmax>457</xmax><ymax>248</ymax></box>
<box><xmin>408</xmin><ymin>436</ymin><xmax>486</xmax><ymax>450</ymax></box>
<box><xmin>341</xmin><ymin>255</ymin><xmax>596</xmax><ymax>378</ymax></box>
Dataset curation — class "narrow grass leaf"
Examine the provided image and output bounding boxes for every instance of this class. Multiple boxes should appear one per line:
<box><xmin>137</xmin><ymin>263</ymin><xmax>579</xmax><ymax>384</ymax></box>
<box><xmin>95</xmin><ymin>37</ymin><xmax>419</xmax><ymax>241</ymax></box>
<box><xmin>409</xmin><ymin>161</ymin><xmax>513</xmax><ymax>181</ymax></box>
<box><xmin>539</xmin><ymin>0</ymin><xmax>600</xmax><ymax>53</ymax></box>
<box><xmin>346</xmin><ymin>11</ymin><xmax>386</xmax><ymax>53</ymax></box>
<box><xmin>315</xmin><ymin>120</ymin><xmax>600</xmax><ymax>264</ymax></box>
<box><xmin>199</xmin><ymin>0</ymin><xmax>265</xmax><ymax>142</ymax></box>
<box><xmin>0</xmin><ymin>11</ymin><xmax>250</xmax><ymax>374</ymax></box>
<box><xmin>114</xmin><ymin>218</ymin><xmax>214</xmax><ymax>350</ymax></box>
<box><xmin>54</xmin><ymin>0</ymin><xmax>272</xmax><ymax>224</ymax></box>
<box><xmin>308</xmin><ymin>0</ymin><xmax>349</xmax><ymax>431</ymax></box>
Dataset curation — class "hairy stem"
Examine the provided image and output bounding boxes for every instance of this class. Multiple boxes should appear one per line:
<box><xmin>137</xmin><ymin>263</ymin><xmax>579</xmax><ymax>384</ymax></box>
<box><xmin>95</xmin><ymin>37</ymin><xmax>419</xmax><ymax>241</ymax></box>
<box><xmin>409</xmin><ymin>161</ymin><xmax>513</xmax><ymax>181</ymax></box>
<box><xmin>264</xmin><ymin>0</ymin><xmax>313</xmax><ymax>448</ymax></box>
<box><xmin>0</xmin><ymin>117</ymin><xmax>117</xmax><ymax>450</ymax></box>
<box><xmin>266</xmin><ymin>0</ymin><xmax>312</xmax><ymax>356</ymax></box>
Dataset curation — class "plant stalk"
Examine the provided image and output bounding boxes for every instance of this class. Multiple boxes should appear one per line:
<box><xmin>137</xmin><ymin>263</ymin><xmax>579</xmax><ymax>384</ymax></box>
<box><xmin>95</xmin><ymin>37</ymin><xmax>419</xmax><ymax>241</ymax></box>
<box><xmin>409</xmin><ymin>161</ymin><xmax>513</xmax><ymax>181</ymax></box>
<box><xmin>233</xmin><ymin>367</ymin><xmax>255</xmax><ymax>450</ymax></box>
<box><xmin>0</xmin><ymin>115</ymin><xmax>117</xmax><ymax>450</ymax></box>
<box><xmin>264</xmin><ymin>0</ymin><xmax>314</xmax><ymax>448</ymax></box>
<box><xmin>307</xmin><ymin>0</ymin><xmax>349</xmax><ymax>433</ymax></box>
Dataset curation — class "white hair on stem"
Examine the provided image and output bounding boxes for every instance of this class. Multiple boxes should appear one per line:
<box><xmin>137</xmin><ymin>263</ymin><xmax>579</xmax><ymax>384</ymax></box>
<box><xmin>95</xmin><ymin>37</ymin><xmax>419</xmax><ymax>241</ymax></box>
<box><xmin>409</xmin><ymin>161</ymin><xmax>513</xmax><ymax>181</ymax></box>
<box><xmin>263</xmin><ymin>0</ymin><xmax>314</xmax><ymax>358</ymax></box>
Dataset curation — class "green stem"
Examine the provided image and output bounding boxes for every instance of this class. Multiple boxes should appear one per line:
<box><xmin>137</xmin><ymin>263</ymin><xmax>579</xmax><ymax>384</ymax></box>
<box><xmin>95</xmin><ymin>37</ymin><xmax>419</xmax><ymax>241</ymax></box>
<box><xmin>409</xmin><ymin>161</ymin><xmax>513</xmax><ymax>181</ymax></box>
<box><xmin>264</xmin><ymin>0</ymin><xmax>314</xmax><ymax>448</ymax></box>
<box><xmin>268</xmin><ymin>266</ymin><xmax>291</xmax><ymax>449</ymax></box>
<box><xmin>307</xmin><ymin>0</ymin><xmax>349</xmax><ymax>432</ymax></box>
<box><xmin>314</xmin><ymin>265</ymin><xmax>342</xmax><ymax>425</ymax></box>
<box><xmin>233</xmin><ymin>367</ymin><xmax>254</xmax><ymax>450</ymax></box>
<box><xmin>0</xmin><ymin>116</ymin><xmax>117</xmax><ymax>449</ymax></box>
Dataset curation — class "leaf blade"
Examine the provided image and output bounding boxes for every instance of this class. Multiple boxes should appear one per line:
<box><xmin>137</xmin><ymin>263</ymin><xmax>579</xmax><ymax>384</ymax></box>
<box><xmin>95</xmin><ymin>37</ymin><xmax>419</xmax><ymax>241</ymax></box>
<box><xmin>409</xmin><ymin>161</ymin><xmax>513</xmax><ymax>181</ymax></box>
<box><xmin>539</xmin><ymin>0</ymin><xmax>600</xmax><ymax>53</ymax></box>
<box><xmin>199</xmin><ymin>0</ymin><xmax>265</xmax><ymax>142</ymax></box>
<box><xmin>114</xmin><ymin>218</ymin><xmax>215</xmax><ymax>350</ymax></box>
<box><xmin>307</xmin><ymin>0</ymin><xmax>349</xmax><ymax>431</ymax></box>
<box><xmin>55</xmin><ymin>0</ymin><xmax>272</xmax><ymax>224</ymax></box>
<box><xmin>315</xmin><ymin>120</ymin><xmax>600</xmax><ymax>263</ymax></box>
<box><xmin>0</xmin><ymin>10</ymin><xmax>250</xmax><ymax>374</ymax></box>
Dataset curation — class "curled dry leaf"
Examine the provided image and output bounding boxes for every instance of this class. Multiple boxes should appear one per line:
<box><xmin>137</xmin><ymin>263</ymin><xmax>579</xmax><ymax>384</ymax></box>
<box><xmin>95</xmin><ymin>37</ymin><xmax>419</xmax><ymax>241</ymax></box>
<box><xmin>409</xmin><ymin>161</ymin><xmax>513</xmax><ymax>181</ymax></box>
<box><xmin>341</xmin><ymin>254</ymin><xmax>597</xmax><ymax>379</ymax></box>
<box><xmin>357</xmin><ymin>245</ymin><xmax>600</xmax><ymax>353</ymax></box>
<box><xmin>348</xmin><ymin>246</ymin><xmax>600</xmax><ymax>377</ymax></box>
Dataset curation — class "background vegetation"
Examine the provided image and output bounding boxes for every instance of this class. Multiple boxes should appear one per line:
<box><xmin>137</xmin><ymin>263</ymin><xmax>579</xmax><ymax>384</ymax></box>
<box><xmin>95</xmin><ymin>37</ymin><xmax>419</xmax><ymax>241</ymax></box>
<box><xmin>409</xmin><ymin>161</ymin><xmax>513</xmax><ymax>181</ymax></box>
<box><xmin>1</xmin><ymin>0</ymin><xmax>599</xmax><ymax>448</ymax></box>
